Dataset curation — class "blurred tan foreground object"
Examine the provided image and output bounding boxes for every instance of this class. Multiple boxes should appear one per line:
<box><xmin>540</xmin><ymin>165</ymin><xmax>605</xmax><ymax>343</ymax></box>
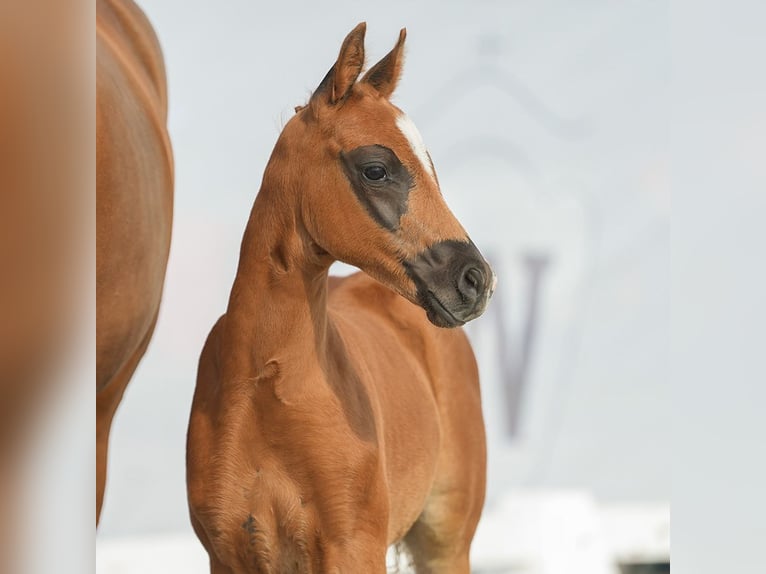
<box><xmin>0</xmin><ymin>0</ymin><xmax>91</xmax><ymax>571</ymax></box>
<box><xmin>96</xmin><ymin>0</ymin><xmax>174</xmax><ymax>524</ymax></box>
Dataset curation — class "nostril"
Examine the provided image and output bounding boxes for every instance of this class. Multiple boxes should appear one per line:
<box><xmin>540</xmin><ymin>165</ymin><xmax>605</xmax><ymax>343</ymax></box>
<box><xmin>459</xmin><ymin>267</ymin><xmax>484</xmax><ymax>301</ymax></box>
<box><xmin>466</xmin><ymin>268</ymin><xmax>481</xmax><ymax>290</ymax></box>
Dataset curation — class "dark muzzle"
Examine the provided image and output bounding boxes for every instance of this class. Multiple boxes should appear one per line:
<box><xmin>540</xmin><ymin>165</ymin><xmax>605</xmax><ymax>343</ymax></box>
<box><xmin>403</xmin><ymin>239</ymin><xmax>495</xmax><ymax>328</ymax></box>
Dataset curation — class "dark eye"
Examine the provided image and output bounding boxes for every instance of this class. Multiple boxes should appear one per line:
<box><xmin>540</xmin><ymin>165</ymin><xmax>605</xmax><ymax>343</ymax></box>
<box><xmin>362</xmin><ymin>165</ymin><xmax>387</xmax><ymax>181</ymax></box>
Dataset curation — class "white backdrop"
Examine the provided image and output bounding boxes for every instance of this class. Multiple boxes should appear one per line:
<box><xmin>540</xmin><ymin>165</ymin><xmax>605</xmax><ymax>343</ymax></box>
<box><xmin>98</xmin><ymin>0</ymin><xmax>669</xmax><ymax>553</ymax></box>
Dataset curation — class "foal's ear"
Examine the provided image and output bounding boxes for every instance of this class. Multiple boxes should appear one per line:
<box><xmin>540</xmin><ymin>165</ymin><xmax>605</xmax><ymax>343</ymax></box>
<box><xmin>312</xmin><ymin>22</ymin><xmax>366</xmax><ymax>106</ymax></box>
<box><xmin>361</xmin><ymin>28</ymin><xmax>406</xmax><ymax>99</ymax></box>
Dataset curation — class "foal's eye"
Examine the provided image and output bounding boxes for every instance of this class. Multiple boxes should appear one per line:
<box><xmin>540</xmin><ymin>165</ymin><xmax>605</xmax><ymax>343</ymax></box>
<box><xmin>362</xmin><ymin>165</ymin><xmax>387</xmax><ymax>181</ymax></box>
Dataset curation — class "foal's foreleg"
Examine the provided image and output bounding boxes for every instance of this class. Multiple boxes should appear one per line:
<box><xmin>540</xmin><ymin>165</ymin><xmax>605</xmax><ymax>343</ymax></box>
<box><xmin>402</xmin><ymin>494</ymin><xmax>475</xmax><ymax>574</ymax></box>
<box><xmin>323</xmin><ymin>539</ymin><xmax>388</xmax><ymax>574</ymax></box>
<box><xmin>404</xmin><ymin>341</ymin><xmax>486</xmax><ymax>572</ymax></box>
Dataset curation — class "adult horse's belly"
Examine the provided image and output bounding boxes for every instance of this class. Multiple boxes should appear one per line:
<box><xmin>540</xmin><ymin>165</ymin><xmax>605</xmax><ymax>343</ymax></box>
<box><xmin>96</xmin><ymin>0</ymin><xmax>173</xmax><ymax>389</ymax></box>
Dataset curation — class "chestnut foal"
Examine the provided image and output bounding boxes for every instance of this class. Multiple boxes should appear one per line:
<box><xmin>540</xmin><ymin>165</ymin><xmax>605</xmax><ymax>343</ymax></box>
<box><xmin>187</xmin><ymin>24</ymin><xmax>494</xmax><ymax>573</ymax></box>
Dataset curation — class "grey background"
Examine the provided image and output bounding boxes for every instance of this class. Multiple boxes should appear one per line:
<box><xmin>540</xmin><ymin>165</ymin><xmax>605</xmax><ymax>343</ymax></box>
<box><xmin>98</xmin><ymin>0</ymin><xmax>669</xmax><ymax>538</ymax></box>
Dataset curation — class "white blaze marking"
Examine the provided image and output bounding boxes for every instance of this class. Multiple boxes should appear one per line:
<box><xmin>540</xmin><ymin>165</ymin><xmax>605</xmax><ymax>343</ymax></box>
<box><xmin>396</xmin><ymin>113</ymin><xmax>435</xmax><ymax>181</ymax></box>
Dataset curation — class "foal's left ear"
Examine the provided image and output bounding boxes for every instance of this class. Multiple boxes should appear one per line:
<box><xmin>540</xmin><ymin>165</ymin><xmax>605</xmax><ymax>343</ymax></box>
<box><xmin>361</xmin><ymin>28</ymin><xmax>406</xmax><ymax>99</ymax></box>
<box><xmin>312</xmin><ymin>22</ymin><xmax>366</xmax><ymax>106</ymax></box>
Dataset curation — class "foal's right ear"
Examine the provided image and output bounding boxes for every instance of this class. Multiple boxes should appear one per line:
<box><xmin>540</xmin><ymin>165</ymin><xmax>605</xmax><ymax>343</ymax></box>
<box><xmin>362</xmin><ymin>28</ymin><xmax>406</xmax><ymax>99</ymax></box>
<box><xmin>311</xmin><ymin>22</ymin><xmax>366</xmax><ymax>107</ymax></box>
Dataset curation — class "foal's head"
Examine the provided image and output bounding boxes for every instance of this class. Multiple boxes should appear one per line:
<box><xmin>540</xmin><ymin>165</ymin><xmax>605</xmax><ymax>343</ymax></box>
<box><xmin>270</xmin><ymin>23</ymin><xmax>494</xmax><ymax>327</ymax></box>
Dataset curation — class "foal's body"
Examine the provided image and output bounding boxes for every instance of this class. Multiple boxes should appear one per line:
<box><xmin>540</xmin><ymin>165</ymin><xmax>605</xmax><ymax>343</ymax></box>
<box><xmin>189</xmin><ymin>271</ymin><xmax>485</xmax><ymax>572</ymax></box>
<box><xmin>188</xmin><ymin>24</ymin><xmax>492</xmax><ymax>572</ymax></box>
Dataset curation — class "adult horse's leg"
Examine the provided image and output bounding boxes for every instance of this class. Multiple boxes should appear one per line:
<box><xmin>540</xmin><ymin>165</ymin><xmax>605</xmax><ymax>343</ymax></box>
<box><xmin>403</xmin><ymin>330</ymin><xmax>487</xmax><ymax>574</ymax></box>
<box><xmin>96</xmin><ymin>314</ymin><xmax>158</xmax><ymax>523</ymax></box>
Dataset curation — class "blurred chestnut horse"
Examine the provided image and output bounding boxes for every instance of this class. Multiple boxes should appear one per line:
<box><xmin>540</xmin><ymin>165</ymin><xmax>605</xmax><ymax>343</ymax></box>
<box><xmin>96</xmin><ymin>0</ymin><xmax>173</xmax><ymax>523</ymax></box>
<box><xmin>187</xmin><ymin>24</ymin><xmax>494</xmax><ymax>573</ymax></box>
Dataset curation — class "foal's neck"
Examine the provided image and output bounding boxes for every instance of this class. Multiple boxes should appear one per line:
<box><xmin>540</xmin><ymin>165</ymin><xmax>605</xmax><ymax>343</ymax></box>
<box><xmin>224</xmin><ymin>180</ymin><xmax>333</xmax><ymax>380</ymax></box>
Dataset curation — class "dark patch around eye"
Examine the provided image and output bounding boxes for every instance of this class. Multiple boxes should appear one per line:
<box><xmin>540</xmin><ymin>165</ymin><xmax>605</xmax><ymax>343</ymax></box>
<box><xmin>340</xmin><ymin>144</ymin><xmax>413</xmax><ymax>231</ymax></box>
